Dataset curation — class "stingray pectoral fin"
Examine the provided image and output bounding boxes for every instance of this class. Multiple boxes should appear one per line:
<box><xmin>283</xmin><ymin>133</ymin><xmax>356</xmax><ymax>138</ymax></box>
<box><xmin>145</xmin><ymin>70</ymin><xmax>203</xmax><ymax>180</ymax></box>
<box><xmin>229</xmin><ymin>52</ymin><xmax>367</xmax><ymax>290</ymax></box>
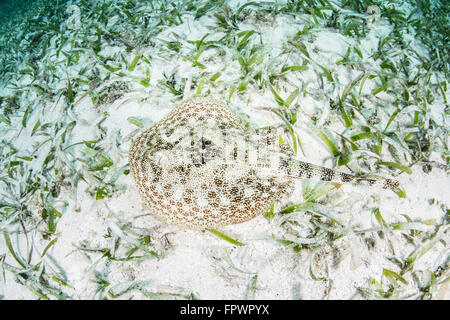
<box><xmin>278</xmin><ymin>158</ymin><xmax>400</xmax><ymax>190</ymax></box>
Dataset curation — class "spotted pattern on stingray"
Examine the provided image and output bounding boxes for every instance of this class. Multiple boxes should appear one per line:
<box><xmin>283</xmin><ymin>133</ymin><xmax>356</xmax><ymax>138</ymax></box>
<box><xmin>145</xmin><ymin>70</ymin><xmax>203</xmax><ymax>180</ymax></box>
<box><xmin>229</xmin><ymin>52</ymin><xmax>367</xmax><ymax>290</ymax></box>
<box><xmin>129</xmin><ymin>98</ymin><xmax>399</xmax><ymax>229</ymax></box>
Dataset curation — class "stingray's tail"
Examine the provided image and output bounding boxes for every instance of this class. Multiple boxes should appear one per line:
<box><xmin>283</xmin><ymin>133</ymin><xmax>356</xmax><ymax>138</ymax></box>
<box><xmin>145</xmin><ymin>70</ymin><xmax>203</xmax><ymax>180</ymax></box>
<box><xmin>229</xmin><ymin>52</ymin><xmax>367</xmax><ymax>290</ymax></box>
<box><xmin>278</xmin><ymin>158</ymin><xmax>400</xmax><ymax>190</ymax></box>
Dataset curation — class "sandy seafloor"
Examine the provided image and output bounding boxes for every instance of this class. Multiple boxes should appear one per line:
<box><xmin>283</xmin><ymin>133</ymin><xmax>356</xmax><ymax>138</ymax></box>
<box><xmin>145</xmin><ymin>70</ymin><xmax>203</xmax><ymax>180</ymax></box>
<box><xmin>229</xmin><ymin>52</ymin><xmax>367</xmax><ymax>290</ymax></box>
<box><xmin>0</xmin><ymin>0</ymin><xmax>448</xmax><ymax>299</ymax></box>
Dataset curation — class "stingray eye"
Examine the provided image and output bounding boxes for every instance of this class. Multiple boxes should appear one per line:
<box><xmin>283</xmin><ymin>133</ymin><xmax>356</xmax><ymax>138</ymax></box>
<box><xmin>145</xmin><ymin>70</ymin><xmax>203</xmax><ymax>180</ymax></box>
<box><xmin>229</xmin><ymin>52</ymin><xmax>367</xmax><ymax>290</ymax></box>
<box><xmin>165</xmin><ymin>127</ymin><xmax>174</xmax><ymax>138</ymax></box>
<box><xmin>201</xmin><ymin>137</ymin><xmax>211</xmax><ymax>149</ymax></box>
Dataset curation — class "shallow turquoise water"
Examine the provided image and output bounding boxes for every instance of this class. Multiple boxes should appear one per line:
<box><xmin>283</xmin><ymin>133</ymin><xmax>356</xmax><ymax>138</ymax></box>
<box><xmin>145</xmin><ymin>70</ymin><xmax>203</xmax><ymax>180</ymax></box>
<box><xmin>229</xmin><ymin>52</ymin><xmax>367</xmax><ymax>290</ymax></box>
<box><xmin>0</xmin><ymin>0</ymin><xmax>448</xmax><ymax>301</ymax></box>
